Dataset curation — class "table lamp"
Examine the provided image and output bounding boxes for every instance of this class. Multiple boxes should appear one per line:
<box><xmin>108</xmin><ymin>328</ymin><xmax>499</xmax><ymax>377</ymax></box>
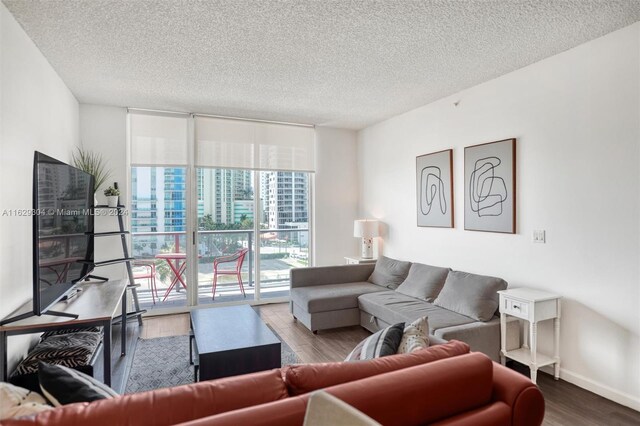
<box><xmin>353</xmin><ymin>219</ymin><xmax>379</xmax><ymax>259</ymax></box>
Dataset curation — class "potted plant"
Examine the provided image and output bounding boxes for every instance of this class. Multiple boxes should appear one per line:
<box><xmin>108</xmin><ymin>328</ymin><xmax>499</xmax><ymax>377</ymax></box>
<box><xmin>104</xmin><ymin>186</ymin><xmax>120</xmax><ymax>208</ymax></box>
<box><xmin>72</xmin><ymin>147</ymin><xmax>112</xmax><ymax>205</ymax></box>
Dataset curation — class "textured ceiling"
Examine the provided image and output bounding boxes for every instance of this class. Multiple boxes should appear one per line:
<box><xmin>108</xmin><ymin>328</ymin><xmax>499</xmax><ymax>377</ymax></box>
<box><xmin>4</xmin><ymin>1</ymin><xmax>640</xmax><ymax>129</ymax></box>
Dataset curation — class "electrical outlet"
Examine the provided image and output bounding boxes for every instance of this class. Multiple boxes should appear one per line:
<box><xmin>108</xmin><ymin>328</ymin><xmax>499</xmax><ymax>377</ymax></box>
<box><xmin>532</xmin><ymin>230</ymin><xmax>546</xmax><ymax>243</ymax></box>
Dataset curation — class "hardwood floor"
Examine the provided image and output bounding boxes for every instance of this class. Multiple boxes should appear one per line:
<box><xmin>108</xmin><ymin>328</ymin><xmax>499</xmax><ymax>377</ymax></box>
<box><xmin>139</xmin><ymin>312</ymin><xmax>190</xmax><ymax>339</ymax></box>
<box><xmin>141</xmin><ymin>303</ymin><xmax>640</xmax><ymax>426</ymax></box>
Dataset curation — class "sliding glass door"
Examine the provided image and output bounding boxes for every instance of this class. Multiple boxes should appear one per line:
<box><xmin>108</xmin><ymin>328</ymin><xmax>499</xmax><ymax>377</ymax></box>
<box><xmin>129</xmin><ymin>111</ymin><xmax>314</xmax><ymax>312</ymax></box>
<box><xmin>131</xmin><ymin>166</ymin><xmax>189</xmax><ymax>308</ymax></box>
<box><xmin>258</xmin><ymin>171</ymin><xmax>310</xmax><ymax>300</ymax></box>
<box><xmin>195</xmin><ymin>168</ymin><xmax>256</xmax><ymax>304</ymax></box>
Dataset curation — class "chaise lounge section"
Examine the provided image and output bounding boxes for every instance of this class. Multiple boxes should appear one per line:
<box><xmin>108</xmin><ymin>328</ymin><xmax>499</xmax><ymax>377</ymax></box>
<box><xmin>290</xmin><ymin>258</ymin><xmax>520</xmax><ymax>361</ymax></box>
<box><xmin>290</xmin><ymin>264</ymin><xmax>382</xmax><ymax>333</ymax></box>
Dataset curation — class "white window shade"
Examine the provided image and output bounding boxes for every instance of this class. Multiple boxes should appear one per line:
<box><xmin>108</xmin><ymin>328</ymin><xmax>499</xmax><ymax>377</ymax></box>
<box><xmin>130</xmin><ymin>112</ymin><xmax>188</xmax><ymax>166</ymax></box>
<box><xmin>195</xmin><ymin>117</ymin><xmax>256</xmax><ymax>169</ymax></box>
<box><xmin>195</xmin><ymin>116</ymin><xmax>315</xmax><ymax>172</ymax></box>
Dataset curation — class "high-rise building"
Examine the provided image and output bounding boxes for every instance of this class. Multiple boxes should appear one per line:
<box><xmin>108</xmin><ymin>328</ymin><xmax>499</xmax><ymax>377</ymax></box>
<box><xmin>200</xmin><ymin>169</ymin><xmax>253</xmax><ymax>225</ymax></box>
<box><xmin>131</xmin><ymin>167</ymin><xmax>186</xmax><ymax>233</ymax></box>
<box><xmin>132</xmin><ymin>167</ymin><xmax>307</xmax><ymax>234</ymax></box>
<box><xmin>264</xmin><ymin>171</ymin><xmax>308</xmax><ymax>230</ymax></box>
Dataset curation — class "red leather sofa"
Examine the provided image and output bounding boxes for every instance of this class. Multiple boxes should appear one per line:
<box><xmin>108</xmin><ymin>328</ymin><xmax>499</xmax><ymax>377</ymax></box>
<box><xmin>2</xmin><ymin>341</ymin><xmax>544</xmax><ymax>426</ymax></box>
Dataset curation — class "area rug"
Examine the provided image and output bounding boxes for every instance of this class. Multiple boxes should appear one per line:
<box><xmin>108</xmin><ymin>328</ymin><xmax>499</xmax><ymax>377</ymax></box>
<box><xmin>125</xmin><ymin>329</ymin><xmax>300</xmax><ymax>394</ymax></box>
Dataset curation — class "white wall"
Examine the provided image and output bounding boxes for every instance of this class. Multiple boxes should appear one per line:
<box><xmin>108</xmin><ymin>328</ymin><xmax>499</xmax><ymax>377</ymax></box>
<box><xmin>0</xmin><ymin>3</ymin><xmax>79</xmax><ymax>368</ymax></box>
<box><xmin>358</xmin><ymin>23</ymin><xmax>640</xmax><ymax>409</ymax></box>
<box><xmin>79</xmin><ymin>104</ymin><xmax>128</xmax><ymax>280</ymax></box>
<box><xmin>314</xmin><ymin>127</ymin><xmax>359</xmax><ymax>266</ymax></box>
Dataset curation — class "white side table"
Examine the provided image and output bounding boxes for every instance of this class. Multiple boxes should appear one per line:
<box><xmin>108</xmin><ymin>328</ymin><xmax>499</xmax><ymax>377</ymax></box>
<box><xmin>344</xmin><ymin>257</ymin><xmax>377</xmax><ymax>265</ymax></box>
<box><xmin>498</xmin><ymin>288</ymin><xmax>561</xmax><ymax>384</ymax></box>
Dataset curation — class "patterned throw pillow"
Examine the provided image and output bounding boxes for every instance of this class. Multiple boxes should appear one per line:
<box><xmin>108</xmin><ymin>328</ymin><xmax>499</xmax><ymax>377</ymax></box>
<box><xmin>40</xmin><ymin>327</ymin><xmax>102</xmax><ymax>340</ymax></box>
<box><xmin>38</xmin><ymin>362</ymin><xmax>118</xmax><ymax>406</ymax></box>
<box><xmin>14</xmin><ymin>332</ymin><xmax>102</xmax><ymax>376</ymax></box>
<box><xmin>0</xmin><ymin>382</ymin><xmax>51</xmax><ymax>420</ymax></box>
<box><xmin>345</xmin><ymin>323</ymin><xmax>405</xmax><ymax>361</ymax></box>
<box><xmin>29</xmin><ymin>332</ymin><xmax>102</xmax><ymax>361</ymax></box>
<box><xmin>397</xmin><ymin>317</ymin><xmax>430</xmax><ymax>354</ymax></box>
<box><xmin>345</xmin><ymin>339</ymin><xmax>365</xmax><ymax>361</ymax></box>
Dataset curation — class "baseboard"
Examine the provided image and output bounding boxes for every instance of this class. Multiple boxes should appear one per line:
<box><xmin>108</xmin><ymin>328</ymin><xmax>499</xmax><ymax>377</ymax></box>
<box><xmin>541</xmin><ymin>365</ymin><xmax>640</xmax><ymax>411</ymax></box>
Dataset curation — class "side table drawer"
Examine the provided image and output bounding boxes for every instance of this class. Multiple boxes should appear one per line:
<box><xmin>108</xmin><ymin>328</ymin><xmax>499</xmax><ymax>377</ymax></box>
<box><xmin>503</xmin><ymin>298</ymin><xmax>529</xmax><ymax>319</ymax></box>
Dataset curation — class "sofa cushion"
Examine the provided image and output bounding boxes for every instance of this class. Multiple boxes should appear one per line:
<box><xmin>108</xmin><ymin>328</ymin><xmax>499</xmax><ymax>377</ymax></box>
<box><xmin>358</xmin><ymin>291</ymin><xmax>476</xmax><ymax>332</ymax></box>
<box><xmin>326</xmin><ymin>353</ymin><xmax>494</xmax><ymax>426</ymax></box>
<box><xmin>395</xmin><ymin>263</ymin><xmax>450</xmax><ymax>302</ymax></box>
<box><xmin>291</xmin><ymin>282</ymin><xmax>383</xmax><ymax>314</ymax></box>
<box><xmin>433</xmin><ymin>271</ymin><xmax>507</xmax><ymax>321</ymax></box>
<box><xmin>283</xmin><ymin>340</ymin><xmax>470</xmax><ymax>396</ymax></box>
<box><xmin>367</xmin><ymin>256</ymin><xmax>411</xmax><ymax>290</ymax></box>
<box><xmin>193</xmin><ymin>351</ymin><xmax>492</xmax><ymax>426</ymax></box>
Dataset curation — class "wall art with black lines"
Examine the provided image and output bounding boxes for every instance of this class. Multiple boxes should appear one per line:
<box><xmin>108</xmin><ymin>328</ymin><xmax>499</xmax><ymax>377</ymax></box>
<box><xmin>416</xmin><ymin>149</ymin><xmax>454</xmax><ymax>228</ymax></box>
<box><xmin>464</xmin><ymin>138</ymin><xmax>516</xmax><ymax>233</ymax></box>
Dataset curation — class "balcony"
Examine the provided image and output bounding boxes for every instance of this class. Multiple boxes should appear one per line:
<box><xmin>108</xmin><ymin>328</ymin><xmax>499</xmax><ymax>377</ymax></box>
<box><xmin>131</xmin><ymin>229</ymin><xmax>309</xmax><ymax>311</ymax></box>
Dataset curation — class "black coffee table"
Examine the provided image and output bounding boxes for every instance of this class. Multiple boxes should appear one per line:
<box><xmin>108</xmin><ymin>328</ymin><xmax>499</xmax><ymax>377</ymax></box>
<box><xmin>190</xmin><ymin>305</ymin><xmax>281</xmax><ymax>381</ymax></box>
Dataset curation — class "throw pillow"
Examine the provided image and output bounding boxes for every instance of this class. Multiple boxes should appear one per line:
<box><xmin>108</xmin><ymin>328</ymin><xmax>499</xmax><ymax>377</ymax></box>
<box><xmin>344</xmin><ymin>340</ymin><xmax>365</xmax><ymax>362</ymax></box>
<box><xmin>303</xmin><ymin>391</ymin><xmax>382</xmax><ymax>426</ymax></box>
<box><xmin>367</xmin><ymin>256</ymin><xmax>411</xmax><ymax>290</ymax></box>
<box><xmin>38</xmin><ymin>362</ymin><xmax>118</xmax><ymax>406</ymax></box>
<box><xmin>40</xmin><ymin>327</ymin><xmax>102</xmax><ymax>340</ymax></box>
<box><xmin>396</xmin><ymin>263</ymin><xmax>450</xmax><ymax>302</ymax></box>
<box><xmin>27</xmin><ymin>332</ymin><xmax>102</xmax><ymax>361</ymax></box>
<box><xmin>15</xmin><ymin>353</ymin><xmax>95</xmax><ymax>376</ymax></box>
<box><xmin>346</xmin><ymin>323</ymin><xmax>405</xmax><ymax>361</ymax></box>
<box><xmin>433</xmin><ymin>270</ymin><xmax>508</xmax><ymax>321</ymax></box>
<box><xmin>397</xmin><ymin>317</ymin><xmax>430</xmax><ymax>354</ymax></box>
<box><xmin>0</xmin><ymin>382</ymin><xmax>51</xmax><ymax>420</ymax></box>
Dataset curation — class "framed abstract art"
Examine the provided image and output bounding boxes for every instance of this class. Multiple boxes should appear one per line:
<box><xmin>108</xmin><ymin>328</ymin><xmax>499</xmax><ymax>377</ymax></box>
<box><xmin>464</xmin><ymin>138</ymin><xmax>516</xmax><ymax>233</ymax></box>
<box><xmin>416</xmin><ymin>149</ymin><xmax>454</xmax><ymax>228</ymax></box>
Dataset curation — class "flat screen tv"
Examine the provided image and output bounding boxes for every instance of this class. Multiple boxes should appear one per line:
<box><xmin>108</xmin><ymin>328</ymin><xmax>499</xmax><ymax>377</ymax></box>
<box><xmin>32</xmin><ymin>151</ymin><xmax>95</xmax><ymax>316</ymax></box>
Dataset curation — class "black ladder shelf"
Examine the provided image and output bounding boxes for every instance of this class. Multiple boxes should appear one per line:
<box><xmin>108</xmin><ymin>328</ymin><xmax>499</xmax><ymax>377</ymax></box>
<box><xmin>91</xmin><ymin>204</ymin><xmax>145</xmax><ymax>326</ymax></box>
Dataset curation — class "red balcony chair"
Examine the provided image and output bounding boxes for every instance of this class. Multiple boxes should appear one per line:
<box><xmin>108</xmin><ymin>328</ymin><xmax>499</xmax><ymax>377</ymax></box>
<box><xmin>212</xmin><ymin>248</ymin><xmax>249</xmax><ymax>300</ymax></box>
<box><xmin>133</xmin><ymin>260</ymin><xmax>158</xmax><ymax>304</ymax></box>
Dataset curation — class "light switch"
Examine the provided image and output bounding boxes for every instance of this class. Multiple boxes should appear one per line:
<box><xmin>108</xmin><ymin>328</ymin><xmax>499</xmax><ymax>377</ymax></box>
<box><xmin>533</xmin><ymin>230</ymin><xmax>546</xmax><ymax>243</ymax></box>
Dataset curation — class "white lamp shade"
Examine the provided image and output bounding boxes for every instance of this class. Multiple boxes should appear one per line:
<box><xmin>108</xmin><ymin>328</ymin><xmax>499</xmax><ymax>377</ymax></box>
<box><xmin>353</xmin><ymin>220</ymin><xmax>379</xmax><ymax>238</ymax></box>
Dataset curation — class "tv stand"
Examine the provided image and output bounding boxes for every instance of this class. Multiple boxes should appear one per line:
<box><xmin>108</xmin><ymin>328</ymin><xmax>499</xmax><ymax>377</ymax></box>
<box><xmin>0</xmin><ymin>280</ymin><xmax>128</xmax><ymax>386</ymax></box>
<box><xmin>0</xmin><ymin>309</ymin><xmax>79</xmax><ymax>327</ymax></box>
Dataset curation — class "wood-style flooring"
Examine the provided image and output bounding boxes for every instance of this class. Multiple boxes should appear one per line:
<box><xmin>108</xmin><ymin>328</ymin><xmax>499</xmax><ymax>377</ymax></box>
<box><xmin>140</xmin><ymin>303</ymin><xmax>640</xmax><ymax>426</ymax></box>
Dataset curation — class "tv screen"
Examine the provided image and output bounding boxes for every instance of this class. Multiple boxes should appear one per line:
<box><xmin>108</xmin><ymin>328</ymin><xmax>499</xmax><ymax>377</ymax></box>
<box><xmin>33</xmin><ymin>151</ymin><xmax>95</xmax><ymax>315</ymax></box>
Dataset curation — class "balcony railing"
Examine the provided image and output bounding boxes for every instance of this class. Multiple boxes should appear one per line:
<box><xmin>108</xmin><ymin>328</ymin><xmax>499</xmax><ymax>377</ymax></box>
<box><xmin>131</xmin><ymin>228</ymin><xmax>309</xmax><ymax>309</ymax></box>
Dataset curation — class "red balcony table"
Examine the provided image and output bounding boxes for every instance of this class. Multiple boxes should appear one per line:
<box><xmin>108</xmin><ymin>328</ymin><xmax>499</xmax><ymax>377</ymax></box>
<box><xmin>155</xmin><ymin>253</ymin><xmax>201</xmax><ymax>302</ymax></box>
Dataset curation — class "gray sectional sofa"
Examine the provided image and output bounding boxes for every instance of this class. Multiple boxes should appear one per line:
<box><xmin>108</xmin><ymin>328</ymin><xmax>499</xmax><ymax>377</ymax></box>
<box><xmin>289</xmin><ymin>257</ymin><xmax>520</xmax><ymax>361</ymax></box>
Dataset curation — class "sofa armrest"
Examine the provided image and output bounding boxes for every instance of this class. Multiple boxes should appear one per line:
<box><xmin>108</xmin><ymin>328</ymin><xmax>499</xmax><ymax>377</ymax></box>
<box><xmin>290</xmin><ymin>264</ymin><xmax>376</xmax><ymax>288</ymax></box>
<box><xmin>492</xmin><ymin>362</ymin><xmax>545</xmax><ymax>426</ymax></box>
